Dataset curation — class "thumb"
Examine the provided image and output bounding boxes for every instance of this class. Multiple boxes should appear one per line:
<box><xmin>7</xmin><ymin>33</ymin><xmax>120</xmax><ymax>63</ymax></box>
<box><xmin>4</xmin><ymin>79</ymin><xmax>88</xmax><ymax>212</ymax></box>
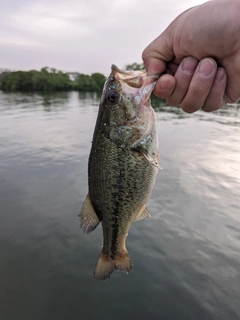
<box><xmin>142</xmin><ymin>30</ymin><xmax>175</xmax><ymax>76</ymax></box>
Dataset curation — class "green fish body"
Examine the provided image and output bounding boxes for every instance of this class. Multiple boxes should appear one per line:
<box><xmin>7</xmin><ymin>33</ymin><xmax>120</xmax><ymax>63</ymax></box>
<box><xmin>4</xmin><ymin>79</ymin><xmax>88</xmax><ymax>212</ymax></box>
<box><xmin>80</xmin><ymin>65</ymin><xmax>160</xmax><ymax>280</ymax></box>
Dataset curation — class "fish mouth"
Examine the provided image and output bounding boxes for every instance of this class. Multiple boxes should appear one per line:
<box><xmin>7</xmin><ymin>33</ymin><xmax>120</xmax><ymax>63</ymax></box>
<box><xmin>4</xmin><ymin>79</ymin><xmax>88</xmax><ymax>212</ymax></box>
<box><xmin>110</xmin><ymin>64</ymin><xmax>159</xmax><ymax>104</ymax></box>
<box><xmin>111</xmin><ymin>64</ymin><xmax>159</xmax><ymax>89</ymax></box>
<box><xmin>111</xmin><ymin>64</ymin><xmax>147</xmax><ymax>78</ymax></box>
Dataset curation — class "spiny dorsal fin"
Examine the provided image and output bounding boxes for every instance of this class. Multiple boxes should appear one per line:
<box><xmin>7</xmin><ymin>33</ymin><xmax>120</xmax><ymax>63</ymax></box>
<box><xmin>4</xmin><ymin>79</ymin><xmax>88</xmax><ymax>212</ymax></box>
<box><xmin>79</xmin><ymin>193</ymin><xmax>100</xmax><ymax>233</ymax></box>
<box><xmin>133</xmin><ymin>205</ymin><xmax>151</xmax><ymax>222</ymax></box>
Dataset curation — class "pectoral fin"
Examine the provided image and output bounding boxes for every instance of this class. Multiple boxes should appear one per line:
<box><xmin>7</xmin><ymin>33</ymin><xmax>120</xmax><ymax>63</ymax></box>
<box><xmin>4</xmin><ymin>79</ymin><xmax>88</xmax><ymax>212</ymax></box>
<box><xmin>133</xmin><ymin>205</ymin><xmax>151</xmax><ymax>222</ymax></box>
<box><xmin>135</xmin><ymin>146</ymin><xmax>162</xmax><ymax>169</ymax></box>
<box><xmin>142</xmin><ymin>152</ymin><xmax>162</xmax><ymax>169</ymax></box>
<box><xmin>79</xmin><ymin>193</ymin><xmax>100</xmax><ymax>233</ymax></box>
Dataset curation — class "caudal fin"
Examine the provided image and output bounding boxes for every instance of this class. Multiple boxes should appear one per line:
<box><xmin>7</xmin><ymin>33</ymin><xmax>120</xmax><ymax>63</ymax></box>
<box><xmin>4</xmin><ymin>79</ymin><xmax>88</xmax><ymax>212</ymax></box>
<box><xmin>94</xmin><ymin>250</ymin><xmax>132</xmax><ymax>281</ymax></box>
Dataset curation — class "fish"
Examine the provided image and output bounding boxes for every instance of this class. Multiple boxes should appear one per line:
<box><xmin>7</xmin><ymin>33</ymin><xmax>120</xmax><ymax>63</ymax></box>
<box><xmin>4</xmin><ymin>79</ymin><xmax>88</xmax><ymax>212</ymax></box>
<box><xmin>79</xmin><ymin>64</ymin><xmax>160</xmax><ymax>281</ymax></box>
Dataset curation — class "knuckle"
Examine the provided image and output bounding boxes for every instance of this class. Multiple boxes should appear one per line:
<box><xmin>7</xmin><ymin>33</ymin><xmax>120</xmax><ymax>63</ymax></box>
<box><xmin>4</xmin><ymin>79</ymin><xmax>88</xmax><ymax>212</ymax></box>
<box><xmin>181</xmin><ymin>105</ymin><xmax>199</xmax><ymax>113</ymax></box>
<box><xmin>224</xmin><ymin>94</ymin><xmax>239</xmax><ymax>104</ymax></box>
<box><xmin>141</xmin><ymin>49</ymin><xmax>148</xmax><ymax>62</ymax></box>
<box><xmin>167</xmin><ymin>97</ymin><xmax>181</xmax><ymax>107</ymax></box>
<box><xmin>180</xmin><ymin>100</ymin><xmax>200</xmax><ymax>113</ymax></box>
<box><xmin>202</xmin><ymin>100</ymin><xmax>224</xmax><ymax>112</ymax></box>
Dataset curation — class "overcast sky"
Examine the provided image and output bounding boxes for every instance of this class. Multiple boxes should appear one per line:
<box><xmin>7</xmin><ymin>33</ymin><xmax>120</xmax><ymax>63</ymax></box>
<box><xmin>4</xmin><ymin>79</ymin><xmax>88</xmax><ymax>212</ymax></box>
<box><xmin>1</xmin><ymin>0</ymin><xmax>206</xmax><ymax>75</ymax></box>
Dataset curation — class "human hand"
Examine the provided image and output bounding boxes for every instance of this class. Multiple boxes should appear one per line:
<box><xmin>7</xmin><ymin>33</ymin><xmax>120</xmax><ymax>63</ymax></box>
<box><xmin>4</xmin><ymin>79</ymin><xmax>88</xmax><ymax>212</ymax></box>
<box><xmin>142</xmin><ymin>0</ymin><xmax>240</xmax><ymax>113</ymax></box>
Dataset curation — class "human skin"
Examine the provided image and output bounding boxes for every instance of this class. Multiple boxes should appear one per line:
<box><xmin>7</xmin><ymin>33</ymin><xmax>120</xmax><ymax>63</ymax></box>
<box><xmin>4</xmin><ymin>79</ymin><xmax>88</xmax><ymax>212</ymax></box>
<box><xmin>142</xmin><ymin>0</ymin><xmax>240</xmax><ymax>113</ymax></box>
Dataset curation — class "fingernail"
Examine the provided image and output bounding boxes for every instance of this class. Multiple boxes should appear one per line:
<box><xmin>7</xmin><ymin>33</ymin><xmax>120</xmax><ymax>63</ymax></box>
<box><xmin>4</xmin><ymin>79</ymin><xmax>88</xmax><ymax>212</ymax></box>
<box><xmin>215</xmin><ymin>67</ymin><xmax>225</xmax><ymax>82</ymax></box>
<box><xmin>197</xmin><ymin>59</ymin><xmax>215</xmax><ymax>76</ymax></box>
<box><xmin>181</xmin><ymin>57</ymin><xmax>197</xmax><ymax>74</ymax></box>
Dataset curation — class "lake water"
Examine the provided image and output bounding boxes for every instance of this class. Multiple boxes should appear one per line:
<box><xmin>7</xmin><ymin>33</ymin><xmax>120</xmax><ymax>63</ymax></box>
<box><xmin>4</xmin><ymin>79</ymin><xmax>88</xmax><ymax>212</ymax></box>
<box><xmin>0</xmin><ymin>90</ymin><xmax>240</xmax><ymax>320</ymax></box>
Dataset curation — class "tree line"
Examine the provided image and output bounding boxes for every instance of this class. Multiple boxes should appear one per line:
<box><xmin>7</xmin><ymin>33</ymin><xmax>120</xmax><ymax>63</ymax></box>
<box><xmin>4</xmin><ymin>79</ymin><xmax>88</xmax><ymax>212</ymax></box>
<box><xmin>0</xmin><ymin>63</ymin><xmax>144</xmax><ymax>93</ymax></box>
<box><xmin>0</xmin><ymin>67</ymin><xmax>106</xmax><ymax>92</ymax></box>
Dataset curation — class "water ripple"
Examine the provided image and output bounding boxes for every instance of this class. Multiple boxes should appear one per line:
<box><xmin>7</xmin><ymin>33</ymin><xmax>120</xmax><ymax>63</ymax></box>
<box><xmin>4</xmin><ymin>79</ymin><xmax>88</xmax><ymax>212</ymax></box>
<box><xmin>0</xmin><ymin>90</ymin><xmax>240</xmax><ymax>320</ymax></box>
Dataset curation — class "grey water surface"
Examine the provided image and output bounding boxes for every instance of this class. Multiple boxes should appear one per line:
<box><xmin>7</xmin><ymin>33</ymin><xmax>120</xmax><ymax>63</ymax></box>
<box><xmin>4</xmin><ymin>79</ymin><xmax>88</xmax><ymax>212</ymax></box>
<box><xmin>0</xmin><ymin>91</ymin><xmax>240</xmax><ymax>320</ymax></box>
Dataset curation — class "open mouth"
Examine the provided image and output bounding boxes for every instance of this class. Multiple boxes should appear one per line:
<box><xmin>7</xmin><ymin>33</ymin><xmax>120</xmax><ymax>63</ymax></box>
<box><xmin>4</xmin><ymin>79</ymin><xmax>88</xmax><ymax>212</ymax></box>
<box><xmin>110</xmin><ymin>64</ymin><xmax>158</xmax><ymax>105</ymax></box>
<box><xmin>111</xmin><ymin>64</ymin><xmax>146</xmax><ymax>89</ymax></box>
<box><xmin>111</xmin><ymin>64</ymin><xmax>160</xmax><ymax>89</ymax></box>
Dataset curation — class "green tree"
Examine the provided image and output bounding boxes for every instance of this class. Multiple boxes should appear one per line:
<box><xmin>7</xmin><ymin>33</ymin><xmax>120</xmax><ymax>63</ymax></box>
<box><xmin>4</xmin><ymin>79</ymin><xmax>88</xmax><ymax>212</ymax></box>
<box><xmin>91</xmin><ymin>73</ymin><xmax>106</xmax><ymax>91</ymax></box>
<box><xmin>75</xmin><ymin>74</ymin><xmax>95</xmax><ymax>91</ymax></box>
<box><xmin>125</xmin><ymin>62</ymin><xmax>145</xmax><ymax>71</ymax></box>
<box><xmin>0</xmin><ymin>68</ymin><xmax>105</xmax><ymax>92</ymax></box>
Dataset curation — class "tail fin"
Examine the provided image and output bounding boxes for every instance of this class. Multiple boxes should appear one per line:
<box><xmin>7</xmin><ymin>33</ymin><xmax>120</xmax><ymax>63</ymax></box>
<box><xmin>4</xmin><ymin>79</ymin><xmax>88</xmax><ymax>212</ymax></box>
<box><xmin>94</xmin><ymin>250</ymin><xmax>132</xmax><ymax>281</ymax></box>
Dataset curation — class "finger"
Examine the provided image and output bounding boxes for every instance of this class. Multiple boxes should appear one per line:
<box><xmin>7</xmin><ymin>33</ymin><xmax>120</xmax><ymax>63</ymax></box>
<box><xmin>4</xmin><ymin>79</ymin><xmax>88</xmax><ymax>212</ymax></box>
<box><xmin>165</xmin><ymin>61</ymin><xmax>179</xmax><ymax>75</ymax></box>
<box><xmin>153</xmin><ymin>74</ymin><xmax>176</xmax><ymax>99</ymax></box>
<box><xmin>180</xmin><ymin>58</ymin><xmax>217</xmax><ymax>113</ymax></box>
<box><xmin>166</xmin><ymin>57</ymin><xmax>198</xmax><ymax>106</ymax></box>
<box><xmin>202</xmin><ymin>67</ymin><xmax>227</xmax><ymax>112</ymax></box>
<box><xmin>222</xmin><ymin>54</ymin><xmax>240</xmax><ymax>104</ymax></box>
<box><xmin>142</xmin><ymin>31</ymin><xmax>174</xmax><ymax>76</ymax></box>
<box><xmin>143</xmin><ymin>56</ymin><xmax>166</xmax><ymax>76</ymax></box>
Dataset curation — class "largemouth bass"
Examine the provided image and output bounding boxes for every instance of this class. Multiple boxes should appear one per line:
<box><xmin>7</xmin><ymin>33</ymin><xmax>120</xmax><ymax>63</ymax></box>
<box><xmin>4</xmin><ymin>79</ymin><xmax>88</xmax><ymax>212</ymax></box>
<box><xmin>79</xmin><ymin>65</ymin><xmax>160</xmax><ymax>281</ymax></box>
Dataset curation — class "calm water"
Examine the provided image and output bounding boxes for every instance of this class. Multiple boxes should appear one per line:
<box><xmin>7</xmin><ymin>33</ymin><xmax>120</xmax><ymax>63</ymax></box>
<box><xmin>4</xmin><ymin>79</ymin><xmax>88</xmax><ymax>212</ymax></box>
<box><xmin>0</xmin><ymin>90</ymin><xmax>240</xmax><ymax>320</ymax></box>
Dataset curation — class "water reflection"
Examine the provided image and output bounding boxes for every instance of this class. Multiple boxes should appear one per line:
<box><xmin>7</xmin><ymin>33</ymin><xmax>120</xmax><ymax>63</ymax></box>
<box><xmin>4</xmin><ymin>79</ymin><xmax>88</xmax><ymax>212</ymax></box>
<box><xmin>41</xmin><ymin>91</ymin><xmax>71</xmax><ymax>110</ymax></box>
<box><xmin>213</xmin><ymin>103</ymin><xmax>240</xmax><ymax>117</ymax></box>
<box><xmin>151</xmin><ymin>94</ymin><xmax>240</xmax><ymax>126</ymax></box>
<box><xmin>0</xmin><ymin>90</ymin><xmax>240</xmax><ymax>320</ymax></box>
<box><xmin>78</xmin><ymin>91</ymin><xmax>102</xmax><ymax>107</ymax></box>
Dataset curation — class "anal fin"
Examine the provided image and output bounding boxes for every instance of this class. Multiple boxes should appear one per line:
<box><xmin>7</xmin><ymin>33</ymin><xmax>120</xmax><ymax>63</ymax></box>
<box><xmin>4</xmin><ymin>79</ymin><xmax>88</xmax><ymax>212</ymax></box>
<box><xmin>79</xmin><ymin>193</ymin><xmax>100</xmax><ymax>233</ymax></box>
<box><xmin>133</xmin><ymin>205</ymin><xmax>151</xmax><ymax>222</ymax></box>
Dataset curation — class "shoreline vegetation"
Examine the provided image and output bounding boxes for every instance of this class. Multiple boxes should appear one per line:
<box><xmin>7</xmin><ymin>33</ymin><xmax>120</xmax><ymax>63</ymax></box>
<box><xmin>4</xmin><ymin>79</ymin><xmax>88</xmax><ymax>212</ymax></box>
<box><xmin>0</xmin><ymin>67</ymin><xmax>106</xmax><ymax>92</ymax></box>
<box><xmin>0</xmin><ymin>63</ymin><xmax>144</xmax><ymax>93</ymax></box>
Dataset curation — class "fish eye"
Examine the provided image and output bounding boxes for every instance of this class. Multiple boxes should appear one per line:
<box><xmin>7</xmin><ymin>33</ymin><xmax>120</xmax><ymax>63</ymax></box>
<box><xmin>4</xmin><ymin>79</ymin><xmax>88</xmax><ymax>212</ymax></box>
<box><xmin>106</xmin><ymin>90</ymin><xmax>119</xmax><ymax>105</ymax></box>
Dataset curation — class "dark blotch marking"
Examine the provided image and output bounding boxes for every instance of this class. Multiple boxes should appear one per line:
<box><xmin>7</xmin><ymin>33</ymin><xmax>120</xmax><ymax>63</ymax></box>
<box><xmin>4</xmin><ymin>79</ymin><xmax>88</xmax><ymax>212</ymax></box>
<box><xmin>110</xmin><ymin>165</ymin><xmax>126</xmax><ymax>259</ymax></box>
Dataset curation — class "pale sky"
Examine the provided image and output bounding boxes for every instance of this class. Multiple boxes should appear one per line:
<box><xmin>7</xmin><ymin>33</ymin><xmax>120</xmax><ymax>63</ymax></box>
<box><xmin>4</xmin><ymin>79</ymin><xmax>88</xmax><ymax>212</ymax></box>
<box><xmin>1</xmin><ymin>0</ymin><xmax>206</xmax><ymax>75</ymax></box>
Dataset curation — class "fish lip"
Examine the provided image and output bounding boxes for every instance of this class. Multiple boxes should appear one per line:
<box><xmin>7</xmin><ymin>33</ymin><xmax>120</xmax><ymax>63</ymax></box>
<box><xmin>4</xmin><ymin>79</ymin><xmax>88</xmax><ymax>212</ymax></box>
<box><xmin>111</xmin><ymin>64</ymin><xmax>146</xmax><ymax>77</ymax></box>
<box><xmin>109</xmin><ymin>64</ymin><xmax>158</xmax><ymax>100</ymax></box>
<box><xmin>111</xmin><ymin>64</ymin><xmax>161</xmax><ymax>80</ymax></box>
